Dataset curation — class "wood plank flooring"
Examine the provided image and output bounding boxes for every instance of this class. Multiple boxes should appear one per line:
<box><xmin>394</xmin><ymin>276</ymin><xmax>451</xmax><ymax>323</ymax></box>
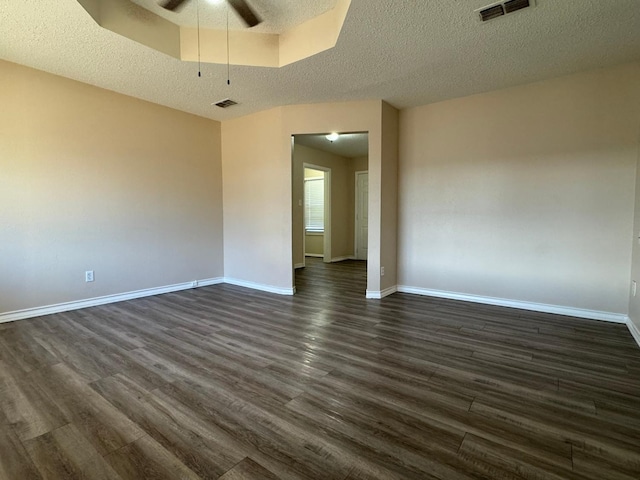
<box><xmin>1</xmin><ymin>257</ymin><xmax>640</xmax><ymax>479</ymax></box>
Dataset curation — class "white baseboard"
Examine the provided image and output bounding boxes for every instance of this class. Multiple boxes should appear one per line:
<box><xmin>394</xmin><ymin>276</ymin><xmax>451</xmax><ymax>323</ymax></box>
<box><xmin>223</xmin><ymin>278</ymin><xmax>295</xmax><ymax>296</ymax></box>
<box><xmin>627</xmin><ymin>318</ymin><xmax>640</xmax><ymax>348</ymax></box>
<box><xmin>0</xmin><ymin>277</ymin><xmax>224</xmax><ymax>324</ymax></box>
<box><xmin>7</xmin><ymin>277</ymin><xmax>630</xmax><ymax>335</ymax></box>
<box><xmin>294</xmin><ymin>263</ymin><xmax>305</xmax><ymax>269</ymax></box>
<box><xmin>196</xmin><ymin>278</ymin><xmax>225</xmax><ymax>287</ymax></box>
<box><xmin>396</xmin><ymin>285</ymin><xmax>628</xmax><ymax>324</ymax></box>
<box><xmin>366</xmin><ymin>285</ymin><xmax>398</xmax><ymax>300</ymax></box>
<box><xmin>331</xmin><ymin>256</ymin><xmax>356</xmax><ymax>263</ymax></box>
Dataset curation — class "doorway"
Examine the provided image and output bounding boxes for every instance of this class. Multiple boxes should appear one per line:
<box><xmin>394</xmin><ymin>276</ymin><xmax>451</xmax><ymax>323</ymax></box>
<box><xmin>291</xmin><ymin>132</ymin><xmax>369</xmax><ymax>291</ymax></box>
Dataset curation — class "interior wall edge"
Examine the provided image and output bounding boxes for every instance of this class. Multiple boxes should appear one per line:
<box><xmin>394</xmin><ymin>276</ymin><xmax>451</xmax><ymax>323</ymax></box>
<box><xmin>396</xmin><ymin>285</ymin><xmax>629</xmax><ymax>324</ymax></box>
<box><xmin>627</xmin><ymin>318</ymin><xmax>640</xmax><ymax>348</ymax></box>
<box><xmin>366</xmin><ymin>285</ymin><xmax>398</xmax><ymax>300</ymax></box>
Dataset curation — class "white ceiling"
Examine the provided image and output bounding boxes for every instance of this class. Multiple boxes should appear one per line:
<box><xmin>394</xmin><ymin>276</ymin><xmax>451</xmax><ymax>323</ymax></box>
<box><xmin>295</xmin><ymin>133</ymin><xmax>368</xmax><ymax>159</ymax></box>
<box><xmin>130</xmin><ymin>0</ymin><xmax>337</xmax><ymax>33</ymax></box>
<box><xmin>2</xmin><ymin>1</ymin><xmax>640</xmax><ymax>121</ymax></box>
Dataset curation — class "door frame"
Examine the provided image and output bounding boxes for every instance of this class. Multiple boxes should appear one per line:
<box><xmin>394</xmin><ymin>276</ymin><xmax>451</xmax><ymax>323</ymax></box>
<box><xmin>303</xmin><ymin>163</ymin><xmax>332</xmax><ymax>264</ymax></box>
<box><xmin>354</xmin><ymin>170</ymin><xmax>368</xmax><ymax>261</ymax></box>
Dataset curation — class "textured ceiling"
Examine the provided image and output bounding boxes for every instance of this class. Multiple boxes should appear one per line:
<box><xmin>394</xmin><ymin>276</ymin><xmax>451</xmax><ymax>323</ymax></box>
<box><xmin>130</xmin><ymin>0</ymin><xmax>337</xmax><ymax>32</ymax></box>
<box><xmin>295</xmin><ymin>133</ymin><xmax>368</xmax><ymax>159</ymax></box>
<box><xmin>2</xmin><ymin>1</ymin><xmax>640</xmax><ymax>121</ymax></box>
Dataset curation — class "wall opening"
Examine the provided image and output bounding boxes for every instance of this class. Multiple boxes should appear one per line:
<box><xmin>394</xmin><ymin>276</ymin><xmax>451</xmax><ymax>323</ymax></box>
<box><xmin>292</xmin><ymin>132</ymin><xmax>369</xmax><ymax>293</ymax></box>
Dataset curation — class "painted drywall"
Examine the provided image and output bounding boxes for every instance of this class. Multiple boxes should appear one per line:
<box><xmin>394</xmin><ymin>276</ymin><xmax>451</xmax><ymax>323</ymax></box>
<box><xmin>80</xmin><ymin>0</ymin><xmax>351</xmax><ymax>68</ymax></box>
<box><xmin>398</xmin><ymin>63</ymin><xmax>640</xmax><ymax>315</ymax></box>
<box><xmin>628</xmin><ymin>107</ymin><xmax>640</xmax><ymax>337</ymax></box>
<box><xmin>380</xmin><ymin>103</ymin><xmax>399</xmax><ymax>292</ymax></box>
<box><xmin>293</xmin><ymin>144</ymin><xmax>356</xmax><ymax>263</ymax></box>
<box><xmin>283</xmin><ymin>101</ymin><xmax>391</xmax><ymax>295</ymax></box>
<box><xmin>221</xmin><ymin>107</ymin><xmax>291</xmax><ymax>289</ymax></box>
<box><xmin>305</xmin><ymin>235</ymin><xmax>324</xmax><ymax>256</ymax></box>
<box><xmin>304</xmin><ymin>168</ymin><xmax>324</xmax><ymax>179</ymax></box>
<box><xmin>0</xmin><ymin>60</ymin><xmax>224</xmax><ymax>315</ymax></box>
<box><xmin>352</xmin><ymin>156</ymin><xmax>369</xmax><ymax>173</ymax></box>
<box><xmin>223</xmin><ymin>100</ymin><xmax>394</xmax><ymax>294</ymax></box>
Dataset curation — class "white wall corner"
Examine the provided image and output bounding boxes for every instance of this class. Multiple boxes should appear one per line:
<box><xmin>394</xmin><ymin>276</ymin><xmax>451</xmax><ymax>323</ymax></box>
<box><xmin>396</xmin><ymin>285</ymin><xmax>630</xmax><ymax>324</ymax></box>
<box><xmin>366</xmin><ymin>285</ymin><xmax>398</xmax><ymax>300</ymax></box>
<box><xmin>0</xmin><ymin>277</ymin><xmax>225</xmax><ymax>324</ymax></box>
<box><xmin>627</xmin><ymin>318</ymin><xmax>640</xmax><ymax>348</ymax></box>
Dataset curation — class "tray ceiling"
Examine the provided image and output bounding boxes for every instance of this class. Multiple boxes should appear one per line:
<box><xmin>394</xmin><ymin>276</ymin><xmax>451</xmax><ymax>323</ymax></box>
<box><xmin>2</xmin><ymin>1</ymin><xmax>640</xmax><ymax>121</ymax></box>
<box><xmin>130</xmin><ymin>0</ymin><xmax>337</xmax><ymax>33</ymax></box>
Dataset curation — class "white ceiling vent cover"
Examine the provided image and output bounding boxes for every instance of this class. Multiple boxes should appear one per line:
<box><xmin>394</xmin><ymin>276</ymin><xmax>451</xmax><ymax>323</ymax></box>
<box><xmin>476</xmin><ymin>0</ymin><xmax>535</xmax><ymax>22</ymax></box>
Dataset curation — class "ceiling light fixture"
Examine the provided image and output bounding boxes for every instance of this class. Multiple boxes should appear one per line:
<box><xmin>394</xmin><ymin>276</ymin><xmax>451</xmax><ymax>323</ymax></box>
<box><xmin>206</xmin><ymin>0</ymin><xmax>224</xmax><ymax>4</ymax></box>
<box><xmin>326</xmin><ymin>132</ymin><xmax>339</xmax><ymax>142</ymax></box>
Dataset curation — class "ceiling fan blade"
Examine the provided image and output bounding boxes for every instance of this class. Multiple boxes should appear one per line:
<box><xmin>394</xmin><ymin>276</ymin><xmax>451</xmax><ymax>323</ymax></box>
<box><xmin>160</xmin><ymin>0</ymin><xmax>188</xmax><ymax>12</ymax></box>
<box><xmin>227</xmin><ymin>0</ymin><xmax>262</xmax><ymax>27</ymax></box>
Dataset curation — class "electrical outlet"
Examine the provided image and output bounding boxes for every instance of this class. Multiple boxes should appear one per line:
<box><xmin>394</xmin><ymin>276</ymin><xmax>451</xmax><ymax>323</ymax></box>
<box><xmin>633</xmin><ymin>281</ymin><xmax>637</xmax><ymax>297</ymax></box>
<box><xmin>192</xmin><ymin>280</ymin><xmax>198</xmax><ymax>288</ymax></box>
<box><xmin>85</xmin><ymin>270</ymin><xmax>94</xmax><ymax>282</ymax></box>
<box><xmin>381</xmin><ymin>266</ymin><xmax>385</xmax><ymax>276</ymax></box>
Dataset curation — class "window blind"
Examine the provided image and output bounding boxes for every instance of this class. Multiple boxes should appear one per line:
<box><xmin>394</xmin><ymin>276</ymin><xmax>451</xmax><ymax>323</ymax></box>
<box><xmin>304</xmin><ymin>177</ymin><xmax>324</xmax><ymax>232</ymax></box>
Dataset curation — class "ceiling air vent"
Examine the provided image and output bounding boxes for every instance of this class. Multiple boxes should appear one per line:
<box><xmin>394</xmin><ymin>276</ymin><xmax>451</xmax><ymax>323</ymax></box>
<box><xmin>479</xmin><ymin>4</ymin><xmax>504</xmax><ymax>22</ymax></box>
<box><xmin>504</xmin><ymin>0</ymin><xmax>531</xmax><ymax>14</ymax></box>
<box><xmin>213</xmin><ymin>99</ymin><xmax>238</xmax><ymax>108</ymax></box>
<box><xmin>477</xmin><ymin>0</ymin><xmax>534</xmax><ymax>22</ymax></box>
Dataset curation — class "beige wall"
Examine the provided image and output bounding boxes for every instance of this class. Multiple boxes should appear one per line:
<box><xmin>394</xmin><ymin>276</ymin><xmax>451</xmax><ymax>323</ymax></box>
<box><xmin>293</xmin><ymin>145</ymin><xmax>356</xmax><ymax>263</ymax></box>
<box><xmin>304</xmin><ymin>234</ymin><xmax>324</xmax><ymax>256</ymax></box>
<box><xmin>282</xmin><ymin>101</ymin><xmax>392</xmax><ymax>295</ymax></box>
<box><xmin>0</xmin><ymin>60</ymin><xmax>223</xmax><ymax>315</ymax></box>
<box><xmin>221</xmin><ymin>107</ymin><xmax>288</xmax><ymax>289</ymax></box>
<box><xmin>628</xmin><ymin>120</ymin><xmax>640</xmax><ymax>334</ymax></box>
<box><xmin>9</xmin><ymin>58</ymin><xmax>636</xmax><ymax>327</ymax></box>
<box><xmin>352</xmin><ymin>156</ymin><xmax>369</xmax><ymax>173</ymax></box>
<box><xmin>223</xmin><ymin>100</ymin><xmax>392</xmax><ymax>294</ymax></box>
<box><xmin>381</xmin><ymin>102</ymin><xmax>399</xmax><ymax>292</ymax></box>
<box><xmin>398</xmin><ymin>63</ymin><xmax>640</xmax><ymax>315</ymax></box>
<box><xmin>304</xmin><ymin>168</ymin><xmax>324</xmax><ymax>179</ymax></box>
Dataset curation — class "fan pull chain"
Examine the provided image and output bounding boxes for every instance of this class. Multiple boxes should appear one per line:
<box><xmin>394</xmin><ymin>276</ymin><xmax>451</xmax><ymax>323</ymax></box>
<box><xmin>226</xmin><ymin>2</ymin><xmax>230</xmax><ymax>85</ymax></box>
<box><xmin>197</xmin><ymin>0</ymin><xmax>201</xmax><ymax>77</ymax></box>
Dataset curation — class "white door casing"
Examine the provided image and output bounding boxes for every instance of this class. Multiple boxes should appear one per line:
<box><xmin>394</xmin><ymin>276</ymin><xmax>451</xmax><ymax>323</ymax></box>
<box><xmin>355</xmin><ymin>171</ymin><xmax>368</xmax><ymax>261</ymax></box>
<box><xmin>303</xmin><ymin>163</ymin><xmax>332</xmax><ymax>263</ymax></box>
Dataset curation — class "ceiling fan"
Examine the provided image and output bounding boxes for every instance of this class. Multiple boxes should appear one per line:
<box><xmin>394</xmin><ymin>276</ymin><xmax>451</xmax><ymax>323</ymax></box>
<box><xmin>160</xmin><ymin>0</ymin><xmax>262</xmax><ymax>27</ymax></box>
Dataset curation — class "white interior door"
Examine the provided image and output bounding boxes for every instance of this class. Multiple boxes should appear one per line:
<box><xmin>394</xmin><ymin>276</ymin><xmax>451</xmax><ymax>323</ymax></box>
<box><xmin>355</xmin><ymin>171</ymin><xmax>369</xmax><ymax>261</ymax></box>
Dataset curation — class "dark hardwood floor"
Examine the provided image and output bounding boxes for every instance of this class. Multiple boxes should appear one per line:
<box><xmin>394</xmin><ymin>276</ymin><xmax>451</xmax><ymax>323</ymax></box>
<box><xmin>1</xmin><ymin>257</ymin><xmax>640</xmax><ymax>479</ymax></box>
